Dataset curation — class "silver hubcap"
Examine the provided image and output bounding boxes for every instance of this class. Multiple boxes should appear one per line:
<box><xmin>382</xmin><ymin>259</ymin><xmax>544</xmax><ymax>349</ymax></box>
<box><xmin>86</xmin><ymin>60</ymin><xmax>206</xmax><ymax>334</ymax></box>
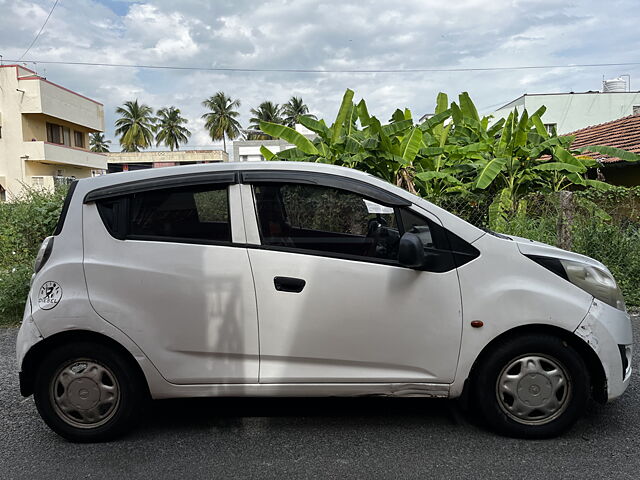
<box><xmin>50</xmin><ymin>359</ymin><xmax>120</xmax><ymax>429</ymax></box>
<box><xmin>496</xmin><ymin>354</ymin><xmax>570</xmax><ymax>425</ymax></box>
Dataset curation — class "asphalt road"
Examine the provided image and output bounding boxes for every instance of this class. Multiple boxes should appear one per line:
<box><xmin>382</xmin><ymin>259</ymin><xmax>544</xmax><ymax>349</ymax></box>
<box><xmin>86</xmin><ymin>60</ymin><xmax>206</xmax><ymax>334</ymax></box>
<box><xmin>1</xmin><ymin>319</ymin><xmax>639</xmax><ymax>480</ymax></box>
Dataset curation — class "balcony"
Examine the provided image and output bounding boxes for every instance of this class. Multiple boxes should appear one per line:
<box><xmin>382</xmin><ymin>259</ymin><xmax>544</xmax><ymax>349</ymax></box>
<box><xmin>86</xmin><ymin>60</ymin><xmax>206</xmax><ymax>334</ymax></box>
<box><xmin>22</xmin><ymin>141</ymin><xmax>107</xmax><ymax>170</ymax></box>
<box><xmin>18</xmin><ymin>77</ymin><xmax>104</xmax><ymax>131</ymax></box>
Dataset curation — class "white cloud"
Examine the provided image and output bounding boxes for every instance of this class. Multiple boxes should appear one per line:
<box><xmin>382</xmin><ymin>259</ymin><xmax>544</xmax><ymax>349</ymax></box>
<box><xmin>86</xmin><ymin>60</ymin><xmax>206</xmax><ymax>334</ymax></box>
<box><xmin>1</xmin><ymin>0</ymin><xmax>639</xmax><ymax>152</ymax></box>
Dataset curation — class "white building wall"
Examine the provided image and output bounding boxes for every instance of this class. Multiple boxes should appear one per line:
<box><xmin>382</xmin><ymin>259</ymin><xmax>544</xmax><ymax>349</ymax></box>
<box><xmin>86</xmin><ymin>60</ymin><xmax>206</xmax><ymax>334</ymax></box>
<box><xmin>492</xmin><ymin>92</ymin><xmax>640</xmax><ymax>134</ymax></box>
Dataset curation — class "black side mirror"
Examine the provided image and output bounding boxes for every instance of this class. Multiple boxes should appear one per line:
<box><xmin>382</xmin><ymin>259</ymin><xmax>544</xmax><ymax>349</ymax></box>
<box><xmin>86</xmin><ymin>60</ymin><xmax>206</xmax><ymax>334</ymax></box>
<box><xmin>398</xmin><ymin>232</ymin><xmax>426</xmax><ymax>268</ymax></box>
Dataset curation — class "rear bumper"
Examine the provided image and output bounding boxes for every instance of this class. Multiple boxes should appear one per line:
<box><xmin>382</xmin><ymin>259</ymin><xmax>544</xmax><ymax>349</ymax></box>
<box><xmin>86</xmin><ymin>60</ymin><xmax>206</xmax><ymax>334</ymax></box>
<box><xmin>574</xmin><ymin>299</ymin><xmax>633</xmax><ymax>401</ymax></box>
<box><xmin>16</xmin><ymin>309</ymin><xmax>43</xmax><ymax>397</ymax></box>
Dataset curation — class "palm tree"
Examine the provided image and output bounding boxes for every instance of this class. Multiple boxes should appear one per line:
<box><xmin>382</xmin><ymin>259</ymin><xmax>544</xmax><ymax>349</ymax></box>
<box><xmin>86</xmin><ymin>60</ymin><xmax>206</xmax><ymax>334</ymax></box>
<box><xmin>282</xmin><ymin>96</ymin><xmax>316</xmax><ymax>127</ymax></box>
<box><xmin>114</xmin><ymin>100</ymin><xmax>156</xmax><ymax>152</ymax></box>
<box><xmin>201</xmin><ymin>92</ymin><xmax>242</xmax><ymax>151</ymax></box>
<box><xmin>89</xmin><ymin>132</ymin><xmax>111</xmax><ymax>152</ymax></box>
<box><xmin>248</xmin><ymin>101</ymin><xmax>284</xmax><ymax>139</ymax></box>
<box><xmin>155</xmin><ymin>107</ymin><xmax>191</xmax><ymax>151</ymax></box>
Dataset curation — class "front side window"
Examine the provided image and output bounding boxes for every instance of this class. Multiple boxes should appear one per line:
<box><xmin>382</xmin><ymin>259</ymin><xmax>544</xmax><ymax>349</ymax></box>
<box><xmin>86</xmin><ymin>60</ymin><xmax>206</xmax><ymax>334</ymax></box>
<box><xmin>253</xmin><ymin>183</ymin><xmax>430</xmax><ymax>262</ymax></box>
<box><xmin>97</xmin><ymin>184</ymin><xmax>231</xmax><ymax>244</ymax></box>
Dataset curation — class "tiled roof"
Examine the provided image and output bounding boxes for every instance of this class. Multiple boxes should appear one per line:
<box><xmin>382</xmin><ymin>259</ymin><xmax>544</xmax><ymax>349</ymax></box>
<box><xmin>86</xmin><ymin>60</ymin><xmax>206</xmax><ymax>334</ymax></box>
<box><xmin>567</xmin><ymin>115</ymin><xmax>640</xmax><ymax>164</ymax></box>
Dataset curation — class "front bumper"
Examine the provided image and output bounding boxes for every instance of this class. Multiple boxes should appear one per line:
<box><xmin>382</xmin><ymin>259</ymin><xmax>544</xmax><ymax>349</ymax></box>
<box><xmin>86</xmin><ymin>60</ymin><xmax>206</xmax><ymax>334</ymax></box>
<box><xmin>574</xmin><ymin>299</ymin><xmax>633</xmax><ymax>401</ymax></box>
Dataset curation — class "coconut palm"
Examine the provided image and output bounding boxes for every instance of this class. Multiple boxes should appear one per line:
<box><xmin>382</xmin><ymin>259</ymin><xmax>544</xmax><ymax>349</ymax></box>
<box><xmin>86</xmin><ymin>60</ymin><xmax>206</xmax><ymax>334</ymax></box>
<box><xmin>155</xmin><ymin>107</ymin><xmax>191</xmax><ymax>151</ymax></box>
<box><xmin>282</xmin><ymin>96</ymin><xmax>316</xmax><ymax>127</ymax></box>
<box><xmin>89</xmin><ymin>132</ymin><xmax>111</xmax><ymax>152</ymax></box>
<box><xmin>248</xmin><ymin>101</ymin><xmax>284</xmax><ymax>139</ymax></box>
<box><xmin>201</xmin><ymin>92</ymin><xmax>242</xmax><ymax>151</ymax></box>
<box><xmin>114</xmin><ymin>100</ymin><xmax>156</xmax><ymax>152</ymax></box>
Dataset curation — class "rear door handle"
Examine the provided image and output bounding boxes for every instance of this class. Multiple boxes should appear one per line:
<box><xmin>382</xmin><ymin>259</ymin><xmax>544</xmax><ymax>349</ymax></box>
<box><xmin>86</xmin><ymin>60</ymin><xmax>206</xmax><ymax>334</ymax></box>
<box><xmin>274</xmin><ymin>276</ymin><xmax>306</xmax><ymax>293</ymax></box>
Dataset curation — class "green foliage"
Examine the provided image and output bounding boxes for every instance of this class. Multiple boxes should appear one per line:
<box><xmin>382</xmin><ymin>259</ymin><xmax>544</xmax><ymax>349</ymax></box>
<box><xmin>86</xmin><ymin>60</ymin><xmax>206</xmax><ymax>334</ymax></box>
<box><xmin>201</xmin><ymin>92</ymin><xmax>242</xmax><ymax>150</ymax></box>
<box><xmin>114</xmin><ymin>100</ymin><xmax>156</xmax><ymax>152</ymax></box>
<box><xmin>282</xmin><ymin>96</ymin><xmax>316</xmax><ymax>128</ymax></box>
<box><xmin>248</xmin><ymin>101</ymin><xmax>285</xmax><ymax>139</ymax></box>
<box><xmin>259</xmin><ymin>121</ymin><xmax>319</xmax><ymax>154</ymax></box>
<box><xmin>89</xmin><ymin>132</ymin><xmax>111</xmax><ymax>153</ymax></box>
<box><xmin>0</xmin><ymin>187</ymin><xmax>67</xmax><ymax>323</ymax></box>
<box><xmin>155</xmin><ymin>106</ymin><xmax>191</xmax><ymax>151</ymax></box>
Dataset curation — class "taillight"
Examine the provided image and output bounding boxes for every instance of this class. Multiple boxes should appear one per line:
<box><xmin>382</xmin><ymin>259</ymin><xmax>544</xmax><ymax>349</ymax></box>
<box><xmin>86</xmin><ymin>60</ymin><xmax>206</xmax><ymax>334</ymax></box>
<box><xmin>34</xmin><ymin>236</ymin><xmax>54</xmax><ymax>273</ymax></box>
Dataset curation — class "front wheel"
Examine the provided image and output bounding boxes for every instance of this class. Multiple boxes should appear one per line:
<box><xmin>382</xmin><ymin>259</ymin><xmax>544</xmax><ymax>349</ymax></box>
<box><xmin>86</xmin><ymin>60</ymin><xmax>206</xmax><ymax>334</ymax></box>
<box><xmin>33</xmin><ymin>342</ymin><xmax>143</xmax><ymax>442</ymax></box>
<box><xmin>473</xmin><ymin>334</ymin><xmax>590</xmax><ymax>438</ymax></box>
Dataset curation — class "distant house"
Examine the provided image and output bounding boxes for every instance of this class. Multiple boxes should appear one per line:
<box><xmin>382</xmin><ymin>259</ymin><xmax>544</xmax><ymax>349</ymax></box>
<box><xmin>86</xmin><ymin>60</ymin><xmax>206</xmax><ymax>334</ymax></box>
<box><xmin>233</xmin><ymin>124</ymin><xmax>315</xmax><ymax>162</ymax></box>
<box><xmin>107</xmin><ymin>149</ymin><xmax>228</xmax><ymax>173</ymax></box>
<box><xmin>568</xmin><ymin>114</ymin><xmax>640</xmax><ymax>186</ymax></box>
<box><xmin>491</xmin><ymin>79</ymin><xmax>640</xmax><ymax>134</ymax></box>
<box><xmin>0</xmin><ymin>65</ymin><xmax>106</xmax><ymax>200</ymax></box>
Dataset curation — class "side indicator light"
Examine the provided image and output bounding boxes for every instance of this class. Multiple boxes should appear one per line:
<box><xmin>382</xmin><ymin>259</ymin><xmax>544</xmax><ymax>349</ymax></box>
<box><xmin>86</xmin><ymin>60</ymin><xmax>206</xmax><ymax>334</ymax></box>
<box><xmin>471</xmin><ymin>321</ymin><xmax>484</xmax><ymax>328</ymax></box>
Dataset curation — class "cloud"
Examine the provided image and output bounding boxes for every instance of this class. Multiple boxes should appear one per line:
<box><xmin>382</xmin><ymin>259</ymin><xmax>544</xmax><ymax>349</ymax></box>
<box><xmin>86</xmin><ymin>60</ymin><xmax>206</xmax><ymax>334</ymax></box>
<box><xmin>1</xmin><ymin>0</ymin><xmax>639</xmax><ymax>152</ymax></box>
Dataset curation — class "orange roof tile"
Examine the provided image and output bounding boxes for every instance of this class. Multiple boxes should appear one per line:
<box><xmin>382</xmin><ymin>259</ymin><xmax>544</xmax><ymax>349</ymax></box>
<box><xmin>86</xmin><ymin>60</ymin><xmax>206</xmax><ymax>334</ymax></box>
<box><xmin>566</xmin><ymin>115</ymin><xmax>640</xmax><ymax>163</ymax></box>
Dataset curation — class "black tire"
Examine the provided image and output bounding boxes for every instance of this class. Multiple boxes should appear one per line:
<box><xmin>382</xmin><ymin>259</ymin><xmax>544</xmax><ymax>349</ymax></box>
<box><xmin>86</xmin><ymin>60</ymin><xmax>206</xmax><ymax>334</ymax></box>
<box><xmin>472</xmin><ymin>334</ymin><xmax>590</xmax><ymax>439</ymax></box>
<box><xmin>33</xmin><ymin>342</ymin><xmax>143</xmax><ymax>443</ymax></box>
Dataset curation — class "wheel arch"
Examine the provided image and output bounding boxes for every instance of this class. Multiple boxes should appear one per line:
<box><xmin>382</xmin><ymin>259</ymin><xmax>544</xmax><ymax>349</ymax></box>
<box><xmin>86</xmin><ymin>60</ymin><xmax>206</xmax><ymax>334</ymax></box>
<box><xmin>20</xmin><ymin>330</ymin><xmax>150</xmax><ymax>399</ymax></box>
<box><xmin>464</xmin><ymin>324</ymin><xmax>607</xmax><ymax>404</ymax></box>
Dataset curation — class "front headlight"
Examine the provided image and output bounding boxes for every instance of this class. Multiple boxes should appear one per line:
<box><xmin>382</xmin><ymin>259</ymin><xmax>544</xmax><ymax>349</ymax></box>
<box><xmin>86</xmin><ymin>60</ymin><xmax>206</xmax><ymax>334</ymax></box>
<box><xmin>560</xmin><ymin>259</ymin><xmax>626</xmax><ymax>311</ymax></box>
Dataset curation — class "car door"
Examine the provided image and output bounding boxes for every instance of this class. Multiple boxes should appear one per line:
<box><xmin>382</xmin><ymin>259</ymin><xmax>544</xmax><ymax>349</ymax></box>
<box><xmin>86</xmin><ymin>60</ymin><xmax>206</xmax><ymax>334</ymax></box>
<box><xmin>242</xmin><ymin>175</ymin><xmax>465</xmax><ymax>384</ymax></box>
<box><xmin>83</xmin><ymin>176</ymin><xmax>259</xmax><ymax>384</ymax></box>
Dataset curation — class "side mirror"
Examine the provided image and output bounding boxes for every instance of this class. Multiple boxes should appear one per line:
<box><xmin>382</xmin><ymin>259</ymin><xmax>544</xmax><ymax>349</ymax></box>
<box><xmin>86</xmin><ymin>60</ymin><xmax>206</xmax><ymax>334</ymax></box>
<box><xmin>398</xmin><ymin>232</ymin><xmax>426</xmax><ymax>268</ymax></box>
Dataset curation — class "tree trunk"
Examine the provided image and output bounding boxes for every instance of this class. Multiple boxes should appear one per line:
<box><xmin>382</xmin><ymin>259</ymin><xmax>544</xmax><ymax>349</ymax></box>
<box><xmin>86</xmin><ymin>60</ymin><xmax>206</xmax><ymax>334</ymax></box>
<box><xmin>557</xmin><ymin>191</ymin><xmax>574</xmax><ymax>251</ymax></box>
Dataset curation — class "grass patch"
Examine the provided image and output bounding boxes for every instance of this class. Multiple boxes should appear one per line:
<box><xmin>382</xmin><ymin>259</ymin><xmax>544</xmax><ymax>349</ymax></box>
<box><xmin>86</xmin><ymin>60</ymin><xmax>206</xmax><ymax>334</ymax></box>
<box><xmin>0</xmin><ymin>315</ymin><xmax>22</xmax><ymax>328</ymax></box>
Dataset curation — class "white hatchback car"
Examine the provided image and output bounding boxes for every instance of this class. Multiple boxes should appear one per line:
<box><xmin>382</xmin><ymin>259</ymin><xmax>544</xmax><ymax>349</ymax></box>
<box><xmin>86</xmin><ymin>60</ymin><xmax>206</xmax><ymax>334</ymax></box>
<box><xmin>17</xmin><ymin>162</ymin><xmax>632</xmax><ymax>442</ymax></box>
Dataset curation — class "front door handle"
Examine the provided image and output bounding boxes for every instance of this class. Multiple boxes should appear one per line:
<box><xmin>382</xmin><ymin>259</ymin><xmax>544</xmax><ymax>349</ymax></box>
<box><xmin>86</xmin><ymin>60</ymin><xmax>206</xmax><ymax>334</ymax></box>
<box><xmin>274</xmin><ymin>276</ymin><xmax>306</xmax><ymax>293</ymax></box>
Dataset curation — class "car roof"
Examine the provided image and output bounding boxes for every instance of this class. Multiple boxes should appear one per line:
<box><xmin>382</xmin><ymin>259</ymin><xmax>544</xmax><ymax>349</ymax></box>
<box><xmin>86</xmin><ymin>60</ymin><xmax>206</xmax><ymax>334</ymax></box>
<box><xmin>80</xmin><ymin>161</ymin><xmax>377</xmax><ymax>188</ymax></box>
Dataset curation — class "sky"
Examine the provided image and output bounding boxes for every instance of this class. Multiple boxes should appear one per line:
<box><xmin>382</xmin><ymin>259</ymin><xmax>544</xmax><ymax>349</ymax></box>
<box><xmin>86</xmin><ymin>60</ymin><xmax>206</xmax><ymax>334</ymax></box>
<box><xmin>1</xmin><ymin>0</ymin><xmax>639</xmax><ymax>153</ymax></box>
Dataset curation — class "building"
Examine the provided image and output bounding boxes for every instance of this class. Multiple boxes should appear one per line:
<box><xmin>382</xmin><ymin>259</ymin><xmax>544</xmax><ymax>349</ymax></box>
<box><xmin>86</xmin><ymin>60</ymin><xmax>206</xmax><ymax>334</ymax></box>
<box><xmin>568</xmin><ymin>113</ymin><xmax>640</xmax><ymax>186</ymax></box>
<box><xmin>107</xmin><ymin>149</ymin><xmax>228</xmax><ymax>172</ymax></box>
<box><xmin>233</xmin><ymin>124</ymin><xmax>316</xmax><ymax>162</ymax></box>
<box><xmin>0</xmin><ymin>64</ymin><xmax>106</xmax><ymax>200</ymax></box>
<box><xmin>492</xmin><ymin>80</ymin><xmax>640</xmax><ymax>134</ymax></box>
<box><xmin>233</xmin><ymin>138</ymin><xmax>299</xmax><ymax>162</ymax></box>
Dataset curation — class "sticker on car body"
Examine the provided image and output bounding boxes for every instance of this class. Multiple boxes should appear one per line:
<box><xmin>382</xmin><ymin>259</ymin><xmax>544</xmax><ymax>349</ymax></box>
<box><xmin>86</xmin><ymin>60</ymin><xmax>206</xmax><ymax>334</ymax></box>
<box><xmin>38</xmin><ymin>281</ymin><xmax>62</xmax><ymax>310</ymax></box>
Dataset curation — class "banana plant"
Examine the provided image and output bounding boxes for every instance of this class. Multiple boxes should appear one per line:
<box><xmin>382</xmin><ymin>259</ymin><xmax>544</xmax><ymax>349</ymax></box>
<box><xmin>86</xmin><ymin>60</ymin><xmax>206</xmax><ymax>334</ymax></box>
<box><xmin>259</xmin><ymin>88</ymin><xmax>640</xmax><ymax>229</ymax></box>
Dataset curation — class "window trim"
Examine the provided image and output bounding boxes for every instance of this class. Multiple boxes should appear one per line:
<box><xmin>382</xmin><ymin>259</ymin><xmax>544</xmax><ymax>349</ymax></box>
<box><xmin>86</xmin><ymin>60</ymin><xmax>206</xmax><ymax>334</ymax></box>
<box><xmin>240</xmin><ymin>170</ymin><xmax>411</xmax><ymax>207</ymax></box>
<box><xmin>84</xmin><ymin>171</ymin><xmax>238</xmax><ymax>203</ymax></box>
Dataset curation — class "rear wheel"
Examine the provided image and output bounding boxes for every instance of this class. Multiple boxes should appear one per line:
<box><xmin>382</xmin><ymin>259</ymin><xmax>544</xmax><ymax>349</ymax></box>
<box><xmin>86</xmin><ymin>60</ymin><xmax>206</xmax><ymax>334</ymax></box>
<box><xmin>34</xmin><ymin>342</ymin><xmax>143</xmax><ymax>442</ymax></box>
<box><xmin>473</xmin><ymin>334</ymin><xmax>590</xmax><ymax>438</ymax></box>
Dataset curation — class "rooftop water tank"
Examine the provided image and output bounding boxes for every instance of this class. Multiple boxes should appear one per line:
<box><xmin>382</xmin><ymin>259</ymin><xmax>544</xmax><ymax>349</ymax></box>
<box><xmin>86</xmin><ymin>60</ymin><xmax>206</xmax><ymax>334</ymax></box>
<box><xmin>603</xmin><ymin>77</ymin><xmax>627</xmax><ymax>92</ymax></box>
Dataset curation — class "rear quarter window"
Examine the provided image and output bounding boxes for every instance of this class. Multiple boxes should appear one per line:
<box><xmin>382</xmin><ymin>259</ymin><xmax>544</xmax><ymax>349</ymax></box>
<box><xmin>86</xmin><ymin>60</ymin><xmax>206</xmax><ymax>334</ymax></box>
<box><xmin>95</xmin><ymin>184</ymin><xmax>231</xmax><ymax>244</ymax></box>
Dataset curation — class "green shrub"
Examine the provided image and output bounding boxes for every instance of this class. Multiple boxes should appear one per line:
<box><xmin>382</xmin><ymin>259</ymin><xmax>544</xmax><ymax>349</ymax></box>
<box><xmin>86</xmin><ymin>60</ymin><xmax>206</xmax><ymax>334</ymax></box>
<box><xmin>0</xmin><ymin>187</ymin><xmax>67</xmax><ymax>323</ymax></box>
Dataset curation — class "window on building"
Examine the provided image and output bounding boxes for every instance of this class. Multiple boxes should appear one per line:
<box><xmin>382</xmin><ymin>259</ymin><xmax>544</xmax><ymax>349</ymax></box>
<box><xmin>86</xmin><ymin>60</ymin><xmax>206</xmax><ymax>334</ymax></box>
<box><xmin>46</xmin><ymin>123</ymin><xmax>71</xmax><ymax>146</ymax></box>
<box><xmin>74</xmin><ymin>131</ymin><xmax>85</xmax><ymax>148</ymax></box>
<box><xmin>544</xmin><ymin>123</ymin><xmax>557</xmax><ymax>135</ymax></box>
<box><xmin>127</xmin><ymin>184</ymin><xmax>231</xmax><ymax>243</ymax></box>
<box><xmin>32</xmin><ymin>176</ymin><xmax>44</xmax><ymax>187</ymax></box>
<box><xmin>46</xmin><ymin>123</ymin><xmax>62</xmax><ymax>144</ymax></box>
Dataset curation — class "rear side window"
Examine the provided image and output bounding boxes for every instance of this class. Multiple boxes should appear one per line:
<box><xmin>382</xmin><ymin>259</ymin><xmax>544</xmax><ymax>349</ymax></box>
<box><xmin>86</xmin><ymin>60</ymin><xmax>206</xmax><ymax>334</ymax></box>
<box><xmin>96</xmin><ymin>184</ymin><xmax>231</xmax><ymax>244</ymax></box>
